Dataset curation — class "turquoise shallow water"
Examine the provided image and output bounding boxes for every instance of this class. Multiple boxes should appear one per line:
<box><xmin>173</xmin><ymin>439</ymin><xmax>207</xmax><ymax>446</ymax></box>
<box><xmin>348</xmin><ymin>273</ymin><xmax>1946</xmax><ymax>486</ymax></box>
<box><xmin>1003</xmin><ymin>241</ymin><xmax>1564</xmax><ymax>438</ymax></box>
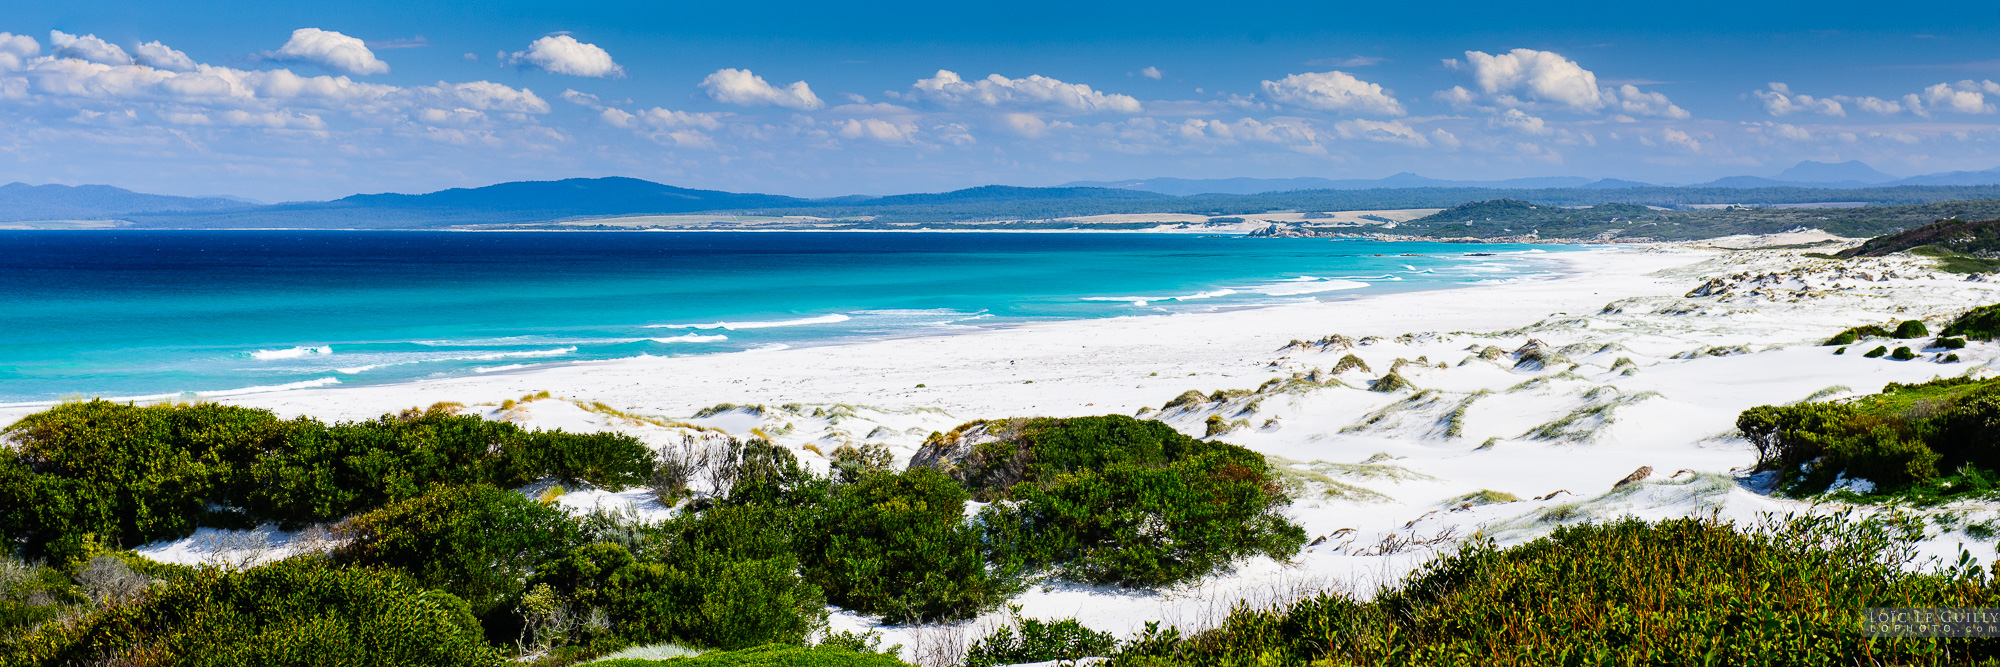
<box><xmin>0</xmin><ymin>231</ymin><xmax>1579</xmax><ymax>403</ymax></box>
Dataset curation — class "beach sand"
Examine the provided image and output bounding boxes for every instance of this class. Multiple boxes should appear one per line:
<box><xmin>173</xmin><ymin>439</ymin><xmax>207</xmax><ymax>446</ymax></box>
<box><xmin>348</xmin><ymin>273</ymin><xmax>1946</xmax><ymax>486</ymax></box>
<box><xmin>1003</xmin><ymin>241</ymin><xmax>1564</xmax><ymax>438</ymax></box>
<box><xmin>11</xmin><ymin>240</ymin><xmax>1998</xmax><ymax>653</ymax></box>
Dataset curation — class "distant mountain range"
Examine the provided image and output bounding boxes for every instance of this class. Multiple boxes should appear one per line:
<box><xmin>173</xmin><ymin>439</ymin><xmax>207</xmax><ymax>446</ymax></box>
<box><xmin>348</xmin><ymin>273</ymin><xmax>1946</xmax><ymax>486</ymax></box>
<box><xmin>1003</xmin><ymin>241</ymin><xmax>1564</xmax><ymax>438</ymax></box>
<box><xmin>1064</xmin><ymin>160</ymin><xmax>2000</xmax><ymax>196</ymax></box>
<box><xmin>9</xmin><ymin>159</ymin><xmax>2000</xmax><ymax>228</ymax></box>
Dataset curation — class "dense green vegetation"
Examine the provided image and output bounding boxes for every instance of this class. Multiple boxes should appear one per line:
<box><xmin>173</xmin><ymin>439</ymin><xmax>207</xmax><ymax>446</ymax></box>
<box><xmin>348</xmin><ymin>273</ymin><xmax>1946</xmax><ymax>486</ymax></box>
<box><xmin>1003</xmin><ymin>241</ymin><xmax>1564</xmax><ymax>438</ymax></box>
<box><xmin>1945</xmin><ymin>304</ymin><xmax>2000</xmax><ymax>341</ymax></box>
<box><xmin>1394</xmin><ymin>198</ymin><xmax>2000</xmax><ymax>241</ymax></box>
<box><xmin>964</xmin><ymin>611</ymin><xmax>1117</xmax><ymax>667</ymax></box>
<box><xmin>795</xmin><ymin>468</ymin><xmax>1019</xmax><ymax>622</ymax></box>
<box><xmin>1840</xmin><ymin>216</ymin><xmax>2000</xmax><ymax>258</ymax></box>
<box><xmin>1740</xmin><ymin>376</ymin><xmax>2000</xmax><ymax>499</ymax></box>
<box><xmin>923</xmin><ymin>416</ymin><xmax>1305</xmax><ymax>588</ymax></box>
<box><xmin>5</xmin><ymin>557</ymin><xmax>504</xmax><ymax>666</ymax></box>
<box><xmin>1112</xmin><ymin>516</ymin><xmax>2000</xmax><ymax>666</ymax></box>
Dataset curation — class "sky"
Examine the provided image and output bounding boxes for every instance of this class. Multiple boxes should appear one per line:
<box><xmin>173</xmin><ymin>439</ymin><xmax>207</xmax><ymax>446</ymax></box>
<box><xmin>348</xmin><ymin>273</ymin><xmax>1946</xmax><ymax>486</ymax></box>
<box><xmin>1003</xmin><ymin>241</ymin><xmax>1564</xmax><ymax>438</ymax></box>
<box><xmin>8</xmin><ymin>0</ymin><xmax>2000</xmax><ymax>201</ymax></box>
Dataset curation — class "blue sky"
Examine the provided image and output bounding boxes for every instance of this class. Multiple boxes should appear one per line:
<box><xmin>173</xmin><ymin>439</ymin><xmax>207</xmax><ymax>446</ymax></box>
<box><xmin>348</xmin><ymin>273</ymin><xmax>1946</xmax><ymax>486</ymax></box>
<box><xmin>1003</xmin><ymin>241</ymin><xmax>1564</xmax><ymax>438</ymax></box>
<box><xmin>7</xmin><ymin>0</ymin><xmax>2000</xmax><ymax>201</ymax></box>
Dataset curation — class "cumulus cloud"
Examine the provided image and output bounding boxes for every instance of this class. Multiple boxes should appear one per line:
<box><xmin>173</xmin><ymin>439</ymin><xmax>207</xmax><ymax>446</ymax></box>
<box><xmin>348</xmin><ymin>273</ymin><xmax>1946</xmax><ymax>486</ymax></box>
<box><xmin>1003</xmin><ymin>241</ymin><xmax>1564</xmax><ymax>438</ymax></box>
<box><xmin>1140</xmin><ymin>66</ymin><xmax>1162</xmax><ymax>80</ymax></box>
<box><xmin>1459</xmin><ymin>49</ymin><xmax>1602</xmax><ymax>112</ymax></box>
<box><xmin>1260</xmin><ymin>71</ymin><xmax>1404</xmax><ymax>116</ymax></box>
<box><xmin>133</xmin><ymin>41</ymin><xmax>196</xmax><ymax>71</ymax></box>
<box><xmin>1662</xmin><ymin>128</ymin><xmax>1701</xmax><ymax>152</ymax></box>
<box><xmin>1002</xmin><ymin>112</ymin><xmax>1050</xmax><ymax>138</ymax></box>
<box><xmin>1850</xmin><ymin>96</ymin><xmax>1908</xmax><ymax>115</ymax></box>
<box><xmin>903</xmin><ymin>70</ymin><xmax>1140</xmax><ymax>114</ymax></box>
<box><xmin>1447</xmin><ymin>49</ymin><xmax>1686</xmax><ymax>119</ymax></box>
<box><xmin>1333</xmin><ymin>118</ymin><xmax>1429</xmax><ymax>146</ymax></box>
<box><xmin>49</xmin><ymin>31</ymin><xmax>131</xmax><ymax>66</ymax></box>
<box><xmin>267</xmin><ymin>28</ymin><xmax>389</xmax><ymax>75</ymax></box>
<box><xmin>701</xmin><ymin>68</ymin><xmax>823</xmax><ymax>110</ymax></box>
<box><xmin>507</xmin><ymin>35</ymin><xmax>623</xmax><ymax>78</ymax></box>
<box><xmin>1771</xmin><ymin>123</ymin><xmax>1812</xmax><ymax>141</ymax></box>
<box><xmin>1752</xmin><ymin>83</ymin><xmax>1843</xmax><ymax>117</ymax></box>
<box><xmin>1924</xmin><ymin>80</ymin><xmax>1999</xmax><ymax>114</ymax></box>
<box><xmin>0</xmin><ymin>32</ymin><xmax>38</xmax><ymax>70</ymax></box>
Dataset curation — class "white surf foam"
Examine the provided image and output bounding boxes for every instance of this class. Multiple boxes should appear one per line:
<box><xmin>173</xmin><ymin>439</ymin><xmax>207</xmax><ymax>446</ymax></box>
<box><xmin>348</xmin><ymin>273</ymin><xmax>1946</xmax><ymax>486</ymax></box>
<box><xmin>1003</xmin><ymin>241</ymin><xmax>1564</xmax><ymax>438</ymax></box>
<box><xmin>645</xmin><ymin>314</ymin><xmax>852</xmax><ymax>330</ymax></box>
<box><xmin>249</xmin><ymin>345</ymin><xmax>332</xmax><ymax>360</ymax></box>
<box><xmin>195</xmin><ymin>377</ymin><xmax>340</xmax><ymax>397</ymax></box>
<box><xmin>1250</xmin><ymin>279</ymin><xmax>1369</xmax><ymax>296</ymax></box>
<box><xmin>649</xmin><ymin>334</ymin><xmax>729</xmax><ymax>343</ymax></box>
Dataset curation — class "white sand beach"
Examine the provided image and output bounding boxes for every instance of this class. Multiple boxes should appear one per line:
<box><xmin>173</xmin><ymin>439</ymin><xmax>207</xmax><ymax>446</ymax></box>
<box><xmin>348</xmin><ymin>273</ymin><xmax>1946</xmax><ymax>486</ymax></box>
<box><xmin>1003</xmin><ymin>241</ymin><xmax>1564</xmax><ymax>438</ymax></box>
<box><xmin>12</xmin><ymin>239</ymin><xmax>1998</xmax><ymax>652</ymax></box>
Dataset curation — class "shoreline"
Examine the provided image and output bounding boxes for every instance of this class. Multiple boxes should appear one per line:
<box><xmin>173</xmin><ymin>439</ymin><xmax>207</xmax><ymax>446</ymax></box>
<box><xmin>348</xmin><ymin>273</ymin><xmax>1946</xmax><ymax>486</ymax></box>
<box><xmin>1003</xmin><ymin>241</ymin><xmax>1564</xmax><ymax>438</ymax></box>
<box><xmin>9</xmin><ymin>238</ymin><xmax>1999</xmax><ymax>649</ymax></box>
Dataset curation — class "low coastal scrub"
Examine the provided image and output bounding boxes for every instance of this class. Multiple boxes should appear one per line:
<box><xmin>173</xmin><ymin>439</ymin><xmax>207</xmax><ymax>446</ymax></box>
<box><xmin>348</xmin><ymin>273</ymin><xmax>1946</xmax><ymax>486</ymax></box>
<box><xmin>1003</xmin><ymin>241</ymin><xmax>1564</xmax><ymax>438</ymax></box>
<box><xmin>4</xmin><ymin>557</ymin><xmax>503</xmax><ymax>666</ymax></box>
<box><xmin>591</xmin><ymin>644</ymin><xmax>911</xmax><ymax>667</ymax></box>
<box><xmin>1739</xmin><ymin>376</ymin><xmax>2000</xmax><ymax>499</ymax></box>
<box><xmin>0</xmin><ymin>400</ymin><xmax>655</xmax><ymax>564</ymax></box>
<box><xmin>1945</xmin><ymin>303</ymin><xmax>2000</xmax><ymax>341</ymax></box>
<box><xmin>1113</xmin><ymin>515</ymin><xmax>2000</xmax><ymax>666</ymax></box>
<box><xmin>916</xmin><ymin>416</ymin><xmax>1305</xmax><ymax>588</ymax></box>
<box><xmin>964</xmin><ymin>610</ymin><xmax>1117</xmax><ymax>667</ymax></box>
<box><xmin>796</xmin><ymin>468</ymin><xmax>1019</xmax><ymax>622</ymax></box>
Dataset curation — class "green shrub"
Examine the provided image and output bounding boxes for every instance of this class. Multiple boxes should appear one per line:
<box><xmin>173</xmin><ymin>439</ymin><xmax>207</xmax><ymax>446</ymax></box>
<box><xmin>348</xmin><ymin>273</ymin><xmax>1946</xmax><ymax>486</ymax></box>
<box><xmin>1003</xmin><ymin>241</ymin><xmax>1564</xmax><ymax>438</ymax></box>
<box><xmin>2</xmin><ymin>557</ymin><xmax>501</xmax><ymax>667</ymax></box>
<box><xmin>590</xmin><ymin>644</ymin><xmax>910</xmax><ymax>667</ymax></box>
<box><xmin>796</xmin><ymin>468</ymin><xmax>1017</xmax><ymax>622</ymax></box>
<box><xmin>1826</xmin><ymin>324</ymin><xmax>1894</xmax><ymax>346</ymax></box>
<box><xmin>532</xmin><ymin>504</ymin><xmax>826</xmax><ymax>651</ymax></box>
<box><xmin>964</xmin><ymin>612</ymin><xmax>1117</xmax><ymax>667</ymax></box>
<box><xmin>1369</xmin><ymin>372</ymin><xmax>1412</xmax><ymax>392</ymax></box>
<box><xmin>336</xmin><ymin>483</ymin><xmax>582</xmax><ymax>618</ymax></box>
<box><xmin>1834</xmin><ymin>346</ymin><xmax>1848</xmax><ymax>355</ymax></box>
<box><xmin>1944</xmin><ymin>303</ymin><xmax>2000</xmax><ymax>341</ymax></box>
<box><xmin>1738</xmin><ymin>377</ymin><xmax>2000</xmax><ymax>497</ymax></box>
<box><xmin>1895</xmin><ymin>320</ymin><xmax>1931</xmax><ymax>338</ymax></box>
<box><xmin>1892</xmin><ymin>346</ymin><xmax>1918</xmax><ymax>360</ymax></box>
<box><xmin>0</xmin><ymin>400</ymin><xmax>284</xmax><ymax>564</ymax></box>
<box><xmin>0</xmin><ymin>401</ymin><xmax>658</xmax><ymax>565</ymax></box>
<box><xmin>982</xmin><ymin>450</ymin><xmax>1305</xmax><ymax>588</ymax></box>
<box><xmin>941</xmin><ymin>416</ymin><xmax>1250</xmax><ymax>498</ymax></box>
<box><xmin>1939</xmin><ymin>337</ymin><xmax>1969</xmax><ymax>350</ymax></box>
<box><xmin>1123</xmin><ymin>515</ymin><xmax>2000</xmax><ymax>666</ymax></box>
<box><xmin>1864</xmin><ymin>345</ymin><xmax>1890</xmax><ymax>358</ymax></box>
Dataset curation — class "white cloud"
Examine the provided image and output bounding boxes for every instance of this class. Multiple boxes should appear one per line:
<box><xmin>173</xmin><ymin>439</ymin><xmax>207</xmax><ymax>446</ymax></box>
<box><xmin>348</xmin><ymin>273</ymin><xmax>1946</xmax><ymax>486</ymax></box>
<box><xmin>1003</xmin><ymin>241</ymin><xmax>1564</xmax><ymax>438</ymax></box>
<box><xmin>1752</xmin><ymin>83</ymin><xmax>1843</xmax><ymax>117</ymax></box>
<box><xmin>1140</xmin><ymin>66</ymin><xmax>1162</xmax><ymax>80</ymax></box>
<box><xmin>1430</xmin><ymin>128</ymin><xmax>1461</xmax><ymax>149</ymax></box>
<box><xmin>1333</xmin><ymin>118</ymin><xmax>1428</xmax><ymax>146</ymax></box>
<box><xmin>1608</xmin><ymin>85</ymin><xmax>1689</xmax><ymax>119</ymax></box>
<box><xmin>1771</xmin><ymin>123</ymin><xmax>1812</xmax><ymax>141</ymax></box>
<box><xmin>1311</xmin><ymin>55</ymin><xmax>1386</xmax><ymax>67</ymax></box>
<box><xmin>904</xmin><ymin>70</ymin><xmax>1140</xmax><ymax>114</ymax></box>
<box><xmin>220</xmin><ymin>109</ymin><xmax>326</xmax><ymax>129</ymax></box>
<box><xmin>413</xmin><ymin>81</ymin><xmax>550</xmax><ymax>113</ymax></box>
<box><xmin>1461</xmin><ymin>49</ymin><xmax>1602</xmax><ymax>112</ymax></box>
<box><xmin>1002</xmin><ymin>112</ymin><xmax>1049</xmax><ymax>138</ymax></box>
<box><xmin>1449</xmin><ymin>49</ymin><xmax>1686</xmax><ymax>119</ymax></box>
<box><xmin>1433</xmin><ymin>85</ymin><xmax>1477</xmax><ymax>108</ymax></box>
<box><xmin>1662</xmin><ymin>128</ymin><xmax>1701</xmax><ymax>152</ymax></box>
<box><xmin>838</xmin><ymin>118</ymin><xmax>916</xmax><ymax>143</ymax></box>
<box><xmin>508</xmin><ymin>35</ymin><xmax>623</xmax><ymax>78</ymax></box>
<box><xmin>1851</xmin><ymin>96</ymin><xmax>1905</xmax><ymax>115</ymax></box>
<box><xmin>1488</xmin><ymin>108</ymin><xmax>1551</xmax><ymax>135</ymax></box>
<box><xmin>559</xmin><ymin>89</ymin><xmax>600</xmax><ymax>107</ymax></box>
<box><xmin>0</xmin><ymin>32</ymin><xmax>38</xmax><ymax>70</ymax></box>
<box><xmin>49</xmin><ymin>31</ymin><xmax>131</xmax><ymax>66</ymax></box>
<box><xmin>1260</xmin><ymin>71</ymin><xmax>1404</xmax><ymax>116</ymax></box>
<box><xmin>133</xmin><ymin>41</ymin><xmax>196</xmax><ymax>72</ymax></box>
<box><xmin>701</xmin><ymin>68</ymin><xmax>824</xmax><ymax>110</ymax></box>
<box><xmin>1924</xmin><ymin>80</ymin><xmax>1998</xmax><ymax>114</ymax></box>
<box><xmin>268</xmin><ymin>28</ymin><xmax>389</xmax><ymax>75</ymax></box>
<box><xmin>604</xmin><ymin>106</ymin><xmax>725</xmax><ymax>130</ymax></box>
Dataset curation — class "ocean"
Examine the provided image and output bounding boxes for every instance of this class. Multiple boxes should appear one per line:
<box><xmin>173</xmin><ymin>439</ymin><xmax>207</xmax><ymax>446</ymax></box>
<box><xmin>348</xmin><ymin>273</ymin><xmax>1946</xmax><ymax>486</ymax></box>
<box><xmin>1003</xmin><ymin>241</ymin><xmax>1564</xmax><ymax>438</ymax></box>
<box><xmin>0</xmin><ymin>231</ymin><xmax>1578</xmax><ymax>403</ymax></box>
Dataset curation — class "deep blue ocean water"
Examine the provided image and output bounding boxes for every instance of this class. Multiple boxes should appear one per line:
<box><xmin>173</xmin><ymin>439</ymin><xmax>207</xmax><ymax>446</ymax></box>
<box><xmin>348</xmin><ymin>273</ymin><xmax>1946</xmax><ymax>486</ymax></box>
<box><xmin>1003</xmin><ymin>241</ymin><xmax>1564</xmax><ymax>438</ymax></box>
<box><xmin>0</xmin><ymin>231</ymin><xmax>1577</xmax><ymax>403</ymax></box>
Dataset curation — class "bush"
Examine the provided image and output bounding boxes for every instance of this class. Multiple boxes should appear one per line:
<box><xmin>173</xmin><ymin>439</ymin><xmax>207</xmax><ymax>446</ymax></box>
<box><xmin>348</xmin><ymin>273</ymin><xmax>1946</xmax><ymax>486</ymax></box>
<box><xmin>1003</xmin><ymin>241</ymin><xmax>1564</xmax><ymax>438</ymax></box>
<box><xmin>2</xmin><ymin>557</ymin><xmax>501</xmax><ymax>667</ymax></box>
<box><xmin>1738</xmin><ymin>377</ymin><xmax>2000</xmax><ymax>497</ymax></box>
<box><xmin>0</xmin><ymin>401</ymin><xmax>658</xmax><ymax>564</ymax></box>
<box><xmin>1892</xmin><ymin>346</ymin><xmax>1917</xmax><ymax>360</ymax></box>
<box><xmin>1939</xmin><ymin>337</ymin><xmax>1969</xmax><ymax>350</ymax></box>
<box><xmin>335</xmin><ymin>483</ymin><xmax>582</xmax><ymax>618</ymax></box>
<box><xmin>532</xmin><ymin>504</ymin><xmax>826</xmax><ymax>651</ymax></box>
<box><xmin>1124</xmin><ymin>516</ymin><xmax>2000</xmax><ymax>666</ymax></box>
<box><xmin>0</xmin><ymin>400</ymin><xmax>283</xmax><ymax>564</ymax></box>
<box><xmin>796</xmin><ymin>468</ymin><xmax>1017</xmax><ymax>622</ymax></box>
<box><xmin>1895</xmin><ymin>320</ymin><xmax>1931</xmax><ymax>338</ymax></box>
<box><xmin>982</xmin><ymin>450</ymin><xmax>1305</xmax><ymax>588</ymax></box>
<box><xmin>1944</xmin><ymin>303</ymin><xmax>2000</xmax><ymax>341</ymax></box>
<box><xmin>964</xmin><ymin>612</ymin><xmax>1117</xmax><ymax>667</ymax></box>
<box><xmin>1864</xmin><ymin>345</ymin><xmax>1890</xmax><ymax>358</ymax></box>
<box><xmin>591</xmin><ymin>644</ymin><xmax>911</xmax><ymax>667</ymax></box>
<box><xmin>1825</xmin><ymin>324</ymin><xmax>1894</xmax><ymax>346</ymax></box>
